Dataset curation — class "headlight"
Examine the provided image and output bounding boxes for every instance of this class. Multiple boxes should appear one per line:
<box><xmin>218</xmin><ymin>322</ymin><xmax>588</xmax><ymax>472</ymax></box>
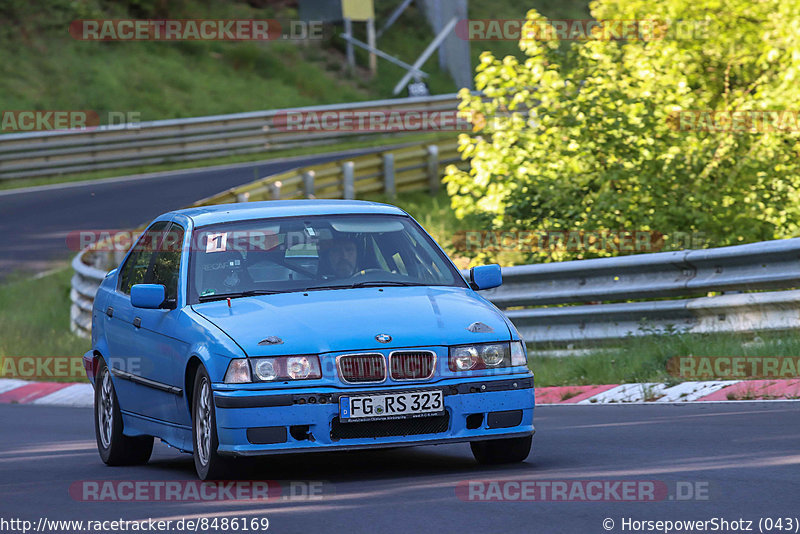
<box><xmin>286</xmin><ymin>356</ymin><xmax>312</xmax><ymax>379</ymax></box>
<box><xmin>254</xmin><ymin>359</ymin><xmax>278</xmax><ymax>381</ymax></box>
<box><xmin>481</xmin><ymin>344</ymin><xmax>505</xmax><ymax>366</ymax></box>
<box><xmin>224</xmin><ymin>356</ymin><xmax>322</xmax><ymax>383</ymax></box>
<box><xmin>252</xmin><ymin>355</ymin><xmax>322</xmax><ymax>382</ymax></box>
<box><xmin>452</xmin><ymin>346</ymin><xmax>479</xmax><ymax>371</ymax></box>
<box><xmin>448</xmin><ymin>342</ymin><xmax>525</xmax><ymax>372</ymax></box>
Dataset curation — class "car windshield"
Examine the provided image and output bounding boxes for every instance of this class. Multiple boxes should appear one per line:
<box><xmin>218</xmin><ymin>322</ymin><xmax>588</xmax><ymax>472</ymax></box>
<box><xmin>188</xmin><ymin>214</ymin><xmax>465</xmax><ymax>303</ymax></box>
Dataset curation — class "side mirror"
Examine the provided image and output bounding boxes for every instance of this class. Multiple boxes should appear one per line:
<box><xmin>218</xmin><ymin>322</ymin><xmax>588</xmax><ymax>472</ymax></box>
<box><xmin>131</xmin><ymin>284</ymin><xmax>167</xmax><ymax>309</ymax></box>
<box><xmin>470</xmin><ymin>264</ymin><xmax>502</xmax><ymax>290</ymax></box>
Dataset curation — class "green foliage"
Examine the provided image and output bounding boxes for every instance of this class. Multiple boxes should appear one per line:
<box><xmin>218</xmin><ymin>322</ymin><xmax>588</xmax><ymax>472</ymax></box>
<box><xmin>445</xmin><ymin>1</ymin><xmax>800</xmax><ymax>264</ymax></box>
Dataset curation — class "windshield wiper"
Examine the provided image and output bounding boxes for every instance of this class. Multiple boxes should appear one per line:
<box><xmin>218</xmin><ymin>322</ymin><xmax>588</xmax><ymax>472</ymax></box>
<box><xmin>351</xmin><ymin>281</ymin><xmax>426</xmax><ymax>287</ymax></box>
<box><xmin>300</xmin><ymin>281</ymin><xmax>425</xmax><ymax>292</ymax></box>
<box><xmin>198</xmin><ymin>289</ymin><xmax>286</xmax><ymax>302</ymax></box>
<box><xmin>299</xmin><ymin>284</ymin><xmax>355</xmax><ymax>292</ymax></box>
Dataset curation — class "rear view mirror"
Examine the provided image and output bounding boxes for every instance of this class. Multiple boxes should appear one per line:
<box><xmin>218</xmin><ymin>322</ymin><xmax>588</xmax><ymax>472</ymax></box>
<box><xmin>470</xmin><ymin>264</ymin><xmax>502</xmax><ymax>290</ymax></box>
<box><xmin>130</xmin><ymin>284</ymin><xmax>166</xmax><ymax>309</ymax></box>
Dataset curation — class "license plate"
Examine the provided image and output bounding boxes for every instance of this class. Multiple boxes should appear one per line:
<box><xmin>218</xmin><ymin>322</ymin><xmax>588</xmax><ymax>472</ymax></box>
<box><xmin>339</xmin><ymin>390</ymin><xmax>444</xmax><ymax>422</ymax></box>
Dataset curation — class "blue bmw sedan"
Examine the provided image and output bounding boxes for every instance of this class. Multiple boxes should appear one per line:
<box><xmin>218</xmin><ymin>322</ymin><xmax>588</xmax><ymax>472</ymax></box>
<box><xmin>84</xmin><ymin>200</ymin><xmax>535</xmax><ymax>479</ymax></box>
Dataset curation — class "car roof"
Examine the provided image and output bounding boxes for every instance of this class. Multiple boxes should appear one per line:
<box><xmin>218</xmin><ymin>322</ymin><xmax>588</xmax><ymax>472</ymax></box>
<box><xmin>170</xmin><ymin>200</ymin><xmax>408</xmax><ymax>227</ymax></box>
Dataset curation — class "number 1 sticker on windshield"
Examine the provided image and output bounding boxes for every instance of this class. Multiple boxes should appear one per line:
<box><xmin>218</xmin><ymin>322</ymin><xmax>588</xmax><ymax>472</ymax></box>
<box><xmin>206</xmin><ymin>232</ymin><xmax>228</xmax><ymax>253</ymax></box>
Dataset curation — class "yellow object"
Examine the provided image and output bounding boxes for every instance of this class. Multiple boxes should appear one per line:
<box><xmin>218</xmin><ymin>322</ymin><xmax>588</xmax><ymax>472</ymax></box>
<box><xmin>342</xmin><ymin>0</ymin><xmax>374</xmax><ymax>21</ymax></box>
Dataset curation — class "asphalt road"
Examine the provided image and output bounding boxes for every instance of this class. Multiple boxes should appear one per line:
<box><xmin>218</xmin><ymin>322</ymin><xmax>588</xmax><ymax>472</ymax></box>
<box><xmin>1</xmin><ymin>402</ymin><xmax>798</xmax><ymax>534</ymax></box>
<box><xmin>0</xmin><ymin>148</ymin><xmax>377</xmax><ymax>276</ymax></box>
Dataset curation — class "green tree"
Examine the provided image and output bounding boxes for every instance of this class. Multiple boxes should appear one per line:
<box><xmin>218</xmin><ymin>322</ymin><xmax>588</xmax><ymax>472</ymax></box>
<box><xmin>445</xmin><ymin>0</ymin><xmax>800</xmax><ymax>265</ymax></box>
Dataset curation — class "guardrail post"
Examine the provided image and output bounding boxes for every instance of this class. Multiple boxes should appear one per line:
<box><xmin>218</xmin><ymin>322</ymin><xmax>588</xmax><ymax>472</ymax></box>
<box><xmin>426</xmin><ymin>144</ymin><xmax>440</xmax><ymax>195</ymax></box>
<box><xmin>302</xmin><ymin>170</ymin><xmax>316</xmax><ymax>198</ymax></box>
<box><xmin>343</xmin><ymin>18</ymin><xmax>355</xmax><ymax>72</ymax></box>
<box><xmin>383</xmin><ymin>153</ymin><xmax>396</xmax><ymax>199</ymax></box>
<box><xmin>342</xmin><ymin>162</ymin><xmax>355</xmax><ymax>200</ymax></box>
<box><xmin>269</xmin><ymin>181</ymin><xmax>281</xmax><ymax>200</ymax></box>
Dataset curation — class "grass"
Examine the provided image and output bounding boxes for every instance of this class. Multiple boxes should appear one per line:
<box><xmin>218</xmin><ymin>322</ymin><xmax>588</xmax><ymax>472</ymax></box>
<box><xmin>0</xmin><ymin>1</ymin><xmax>371</xmax><ymax>122</ymax></box>
<box><xmin>1</xmin><ymin>34</ymin><xmax>369</xmax><ymax>122</ymax></box>
<box><xmin>1</xmin><ymin>0</ymin><xmax>594</xmax><ymax>119</ymax></box>
<box><xmin>0</xmin><ymin>269</ymin><xmax>90</xmax><ymax>382</ymax></box>
<box><xmin>560</xmin><ymin>389</ymin><xmax>581</xmax><ymax>401</ymax></box>
<box><xmin>530</xmin><ymin>330</ymin><xmax>800</xmax><ymax>387</ymax></box>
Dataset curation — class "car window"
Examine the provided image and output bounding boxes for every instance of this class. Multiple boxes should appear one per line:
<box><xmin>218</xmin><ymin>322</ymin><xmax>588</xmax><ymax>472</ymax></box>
<box><xmin>189</xmin><ymin>214</ymin><xmax>465</xmax><ymax>303</ymax></box>
<box><xmin>149</xmin><ymin>222</ymin><xmax>184</xmax><ymax>302</ymax></box>
<box><xmin>118</xmin><ymin>221</ymin><xmax>170</xmax><ymax>295</ymax></box>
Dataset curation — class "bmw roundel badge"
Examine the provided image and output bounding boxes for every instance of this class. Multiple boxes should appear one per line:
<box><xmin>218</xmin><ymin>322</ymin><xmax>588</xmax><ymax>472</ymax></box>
<box><xmin>375</xmin><ymin>333</ymin><xmax>392</xmax><ymax>343</ymax></box>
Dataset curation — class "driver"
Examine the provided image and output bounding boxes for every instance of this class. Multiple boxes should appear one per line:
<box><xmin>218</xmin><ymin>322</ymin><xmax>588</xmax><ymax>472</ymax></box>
<box><xmin>319</xmin><ymin>237</ymin><xmax>358</xmax><ymax>278</ymax></box>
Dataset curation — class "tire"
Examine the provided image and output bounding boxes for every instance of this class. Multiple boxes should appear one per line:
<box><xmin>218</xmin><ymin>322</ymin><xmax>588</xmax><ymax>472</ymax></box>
<box><xmin>94</xmin><ymin>359</ymin><xmax>154</xmax><ymax>466</ymax></box>
<box><xmin>192</xmin><ymin>366</ymin><xmax>229</xmax><ymax>480</ymax></box>
<box><xmin>470</xmin><ymin>435</ymin><xmax>532</xmax><ymax>465</ymax></box>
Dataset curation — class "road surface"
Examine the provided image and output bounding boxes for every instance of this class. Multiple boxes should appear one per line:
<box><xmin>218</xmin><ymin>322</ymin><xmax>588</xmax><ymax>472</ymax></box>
<box><xmin>0</xmin><ymin>402</ymin><xmax>797</xmax><ymax>533</ymax></box>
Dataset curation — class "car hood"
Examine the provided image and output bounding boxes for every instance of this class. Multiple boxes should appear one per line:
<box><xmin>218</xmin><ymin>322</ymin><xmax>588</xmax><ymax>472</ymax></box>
<box><xmin>191</xmin><ymin>286</ymin><xmax>511</xmax><ymax>356</ymax></box>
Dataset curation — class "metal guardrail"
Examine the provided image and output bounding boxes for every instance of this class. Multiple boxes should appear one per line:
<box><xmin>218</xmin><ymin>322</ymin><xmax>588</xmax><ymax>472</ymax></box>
<box><xmin>69</xmin><ymin>139</ymin><xmax>466</xmax><ymax>337</ymax></box>
<box><xmin>505</xmin><ymin>289</ymin><xmax>800</xmax><ymax>347</ymax></box>
<box><xmin>191</xmin><ymin>138</ymin><xmax>463</xmax><ymax>205</ymax></box>
<box><xmin>70</xmin><ymin>251</ymin><xmax>110</xmax><ymax>338</ymax></box>
<box><xmin>1</xmin><ymin>93</ymin><xmax>460</xmax><ymax>180</ymax></box>
<box><xmin>480</xmin><ymin>238</ymin><xmax>800</xmax><ymax>308</ymax></box>
<box><xmin>475</xmin><ymin>238</ymin><xmax>800</xmax><ymax>347</ymax></box>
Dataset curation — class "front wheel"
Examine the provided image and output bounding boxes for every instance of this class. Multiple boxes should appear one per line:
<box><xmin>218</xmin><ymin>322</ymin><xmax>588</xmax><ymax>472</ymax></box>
<box><xmin>470</xmin><ymin>435</ymin><xmax>532</xmax><ymax>465</ymax></box>
<box><xmin>94</xmin><ymin>360</ymin><xmax>153</xmax><ymax>466</ymax></box>
<box><xmin>192</xmin><ymin>366</ymin><xmax>229</xmax><ymax>480</ymax></box>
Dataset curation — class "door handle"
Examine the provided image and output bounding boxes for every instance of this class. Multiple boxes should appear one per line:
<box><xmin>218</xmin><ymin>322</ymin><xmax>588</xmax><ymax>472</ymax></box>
<box><xmin>106</xmin><ymin>306</ymin><xmax>113</xmax><ymax>318</ymax></box>
<box><xmin>133</xmin><ymin>317</ymin><xmax>141</xmax><ymax>328</ymax></box>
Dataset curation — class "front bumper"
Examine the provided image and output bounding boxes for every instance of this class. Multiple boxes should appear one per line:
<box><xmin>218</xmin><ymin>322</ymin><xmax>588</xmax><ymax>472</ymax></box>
<box><xmin>213</xmin><ymin>374</ymin><xmax>535</xmax><ymax>456</ymax></box>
